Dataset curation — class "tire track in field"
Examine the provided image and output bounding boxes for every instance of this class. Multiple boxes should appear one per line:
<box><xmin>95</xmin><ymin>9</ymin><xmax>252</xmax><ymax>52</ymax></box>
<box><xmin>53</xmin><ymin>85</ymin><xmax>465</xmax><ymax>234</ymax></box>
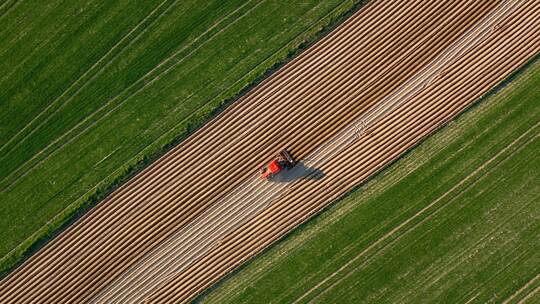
<box><xmin>459</xmin><ymin>248</ymin><xmax>533</xmax><ymax>304</ymax></box>
<box><xmin>1</xmin><ymin>0</ymin><xmax>258</xmax><ymax>151</ymax></box>
<box><xmin>286</xmin><ymin>2</ymin><xmax>530</xmax><ymax>302</ymax></box>
<box><xmin>150</xmin><ymin>4</ymin><xmax>537</xmax><ymax>301</ymax></box>
<box><xmin>518</xmin><ymin>284</ymin><xmax>540</xmax><ymax>304</ymax></box>
<box><xmin>1</xmin><ymin>1</ymin><xmax>537</xmax><ymax>303</ymax></box>
<box><xmin>0</xmin><ymin>0</ymin><xmax>261</xmax><ymax>190</ymax></box>
<box><xmin>8</xmin><ymin>0</ymin><xmax>416</xmax><ymax>300</ymax></box>
<box><xmin>294</xmin><ymin>120</ymin><xmax>540</xmax><ymax>304</ymax></box>
<box><xmin>289</xmin><ymin>3</ymin><xmax>530</xmax><ymax>294</ymax></box>
<box><xmin>502</xmin><ymin>270</ymin><xmax>540</xmax><ymax>303</ymax></box>
<box><xmin>17</xmin><ymin>0</ymin><xmax>486</xmax><ymax>300</ymax></box>
<box><xmin>402</xmin><ymin>187</ymin><xmax>540</xmax><ymax>303</ymax></box>
<box><xmin>1</xmin><ymin>0</ymin><xmax>448</xmax><ymax>300</ymax></box>
<box><xmin>0</xmin><ymin>0</ymin><xmax>21</xmax><ymax>23</ymax></box>
<box><xmin>89</xmin><ymin>14</ymin><xmax>459</xmax><ymax>297</ymax></box>
<box><xmin>485</xmin><ymin>250</ymin><xmax>534</xmax><ymax>303</ymax></box>
<box><xmin>0</xmin><ymin>0</ymin><xmax>176</xmax><ymax>102</ymax></box>
<box><xmin>0</xmin><ymin>0</ymin><xmax>119</xmax><ymax>88</ymax></box>
<box><xmin>0</xmin><ymin>0</ymin><xmax>176</xmax><ymax>154</ymax></box>
<box><xmin>0</xmin><ymin>0</ymin><xmax>186</xmax><ymax>161</ymax></box>
<box><xmin>143</xmin><ymin>0</ymin><xmax>357</xmax><ymax>150</ymax></box>
<box><xmin>0</xmin><ymin>0</ymin><xmax>65</xmax><ymax>76</ymax></box>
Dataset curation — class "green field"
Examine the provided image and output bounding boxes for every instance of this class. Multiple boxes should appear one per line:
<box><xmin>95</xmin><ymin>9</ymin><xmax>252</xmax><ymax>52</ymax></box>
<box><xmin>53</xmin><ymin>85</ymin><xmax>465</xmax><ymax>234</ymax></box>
<box><xmin>0</xmin><ymin>0</ymin><xmax>363</xmax><ymax>274</ymax></box>
<box><xmin>200</xmin><ymin>60</ymin><xmax>540</xmax><ymax>303</ymax></box>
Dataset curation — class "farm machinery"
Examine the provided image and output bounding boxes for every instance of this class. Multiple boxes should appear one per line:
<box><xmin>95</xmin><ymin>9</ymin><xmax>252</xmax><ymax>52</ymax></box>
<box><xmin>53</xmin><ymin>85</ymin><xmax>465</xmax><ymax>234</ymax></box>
<box><xmin>259</xmin><ymin>150</ymin><xmax>296</xmax><ymax>180</ymax></box>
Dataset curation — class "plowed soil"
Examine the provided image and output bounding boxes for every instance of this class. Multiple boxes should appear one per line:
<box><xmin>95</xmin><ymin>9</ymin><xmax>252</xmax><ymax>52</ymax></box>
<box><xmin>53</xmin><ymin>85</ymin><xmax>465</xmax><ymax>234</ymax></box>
<box><xmin>0</xmin><ymin>0</ymin><xmax>538</xmax><ymax>303</ymax></box>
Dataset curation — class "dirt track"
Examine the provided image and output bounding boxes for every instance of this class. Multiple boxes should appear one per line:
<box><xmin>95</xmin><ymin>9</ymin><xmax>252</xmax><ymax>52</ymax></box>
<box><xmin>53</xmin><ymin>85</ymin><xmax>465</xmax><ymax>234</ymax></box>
<box><xmin>0</xmin><ymin>0</ymin><xmax>538</xmax><ymax>303</ymax></box>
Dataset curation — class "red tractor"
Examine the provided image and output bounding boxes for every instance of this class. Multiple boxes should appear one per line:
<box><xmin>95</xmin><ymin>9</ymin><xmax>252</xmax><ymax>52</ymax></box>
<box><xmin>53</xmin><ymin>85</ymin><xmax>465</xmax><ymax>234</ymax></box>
<box><xmin>260</xmin><ymin>150</ymin><xmax>296</xmax><ymax>180</ymax></box>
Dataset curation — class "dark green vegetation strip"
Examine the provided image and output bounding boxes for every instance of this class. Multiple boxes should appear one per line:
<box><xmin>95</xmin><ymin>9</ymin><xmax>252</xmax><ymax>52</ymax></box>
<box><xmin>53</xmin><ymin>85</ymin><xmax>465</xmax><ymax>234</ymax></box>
<box><xmin>0</xmin><ymin>0</ymin><xmax>365</xmax><ymax>274</ymax></box>
<box><xmin>200</xmin><ymin>61</ymin><xmax>540</xmax><ymax>304</ymax></box>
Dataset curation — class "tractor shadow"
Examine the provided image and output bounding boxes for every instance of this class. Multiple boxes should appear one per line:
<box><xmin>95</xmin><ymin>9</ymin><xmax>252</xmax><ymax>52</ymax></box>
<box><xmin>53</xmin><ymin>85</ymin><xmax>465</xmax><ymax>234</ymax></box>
<box><xmin>270</xmin><ymin>161</ymin><xmax>325</xmax><ymax>183</ymax></box>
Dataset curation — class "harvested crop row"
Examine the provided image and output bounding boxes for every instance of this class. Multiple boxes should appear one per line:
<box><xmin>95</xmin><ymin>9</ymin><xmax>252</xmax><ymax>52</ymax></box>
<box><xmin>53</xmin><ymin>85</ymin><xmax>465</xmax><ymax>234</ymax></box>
<box><xmin>142</xmin><ymin>2</ymin><xmax>539</xmax><ymax>302</ymax></box>
<box><xmin>1</xmin><ymin>0</ymin><xmax>536</xmax><ymax>303</ymax></box>
<box><xmin>86</xmin><ymin>2</ymin><xmax>529</xmax><ymax>302</ymax></box>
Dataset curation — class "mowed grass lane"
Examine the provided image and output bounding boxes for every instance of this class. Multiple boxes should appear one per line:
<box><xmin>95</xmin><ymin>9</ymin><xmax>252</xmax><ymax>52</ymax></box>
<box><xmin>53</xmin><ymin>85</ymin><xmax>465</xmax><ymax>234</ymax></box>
<box><xmin>0</xmin><ymin>0</ymin><xmax>360</xmax><ymax>273</ymax></box>
<box><xmin>200</xmin><ymin>61</ymin><xmax>540</xmax><ymax>304</ymax></box>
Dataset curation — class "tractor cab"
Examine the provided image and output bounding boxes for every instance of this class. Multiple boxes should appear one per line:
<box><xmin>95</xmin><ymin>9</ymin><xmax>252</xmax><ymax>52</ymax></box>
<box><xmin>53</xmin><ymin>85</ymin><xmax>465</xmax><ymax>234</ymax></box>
<box><xmin>260</xmin><ymin>150</ymin><xmax>296</xmax><ymax>180</ymax></box>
